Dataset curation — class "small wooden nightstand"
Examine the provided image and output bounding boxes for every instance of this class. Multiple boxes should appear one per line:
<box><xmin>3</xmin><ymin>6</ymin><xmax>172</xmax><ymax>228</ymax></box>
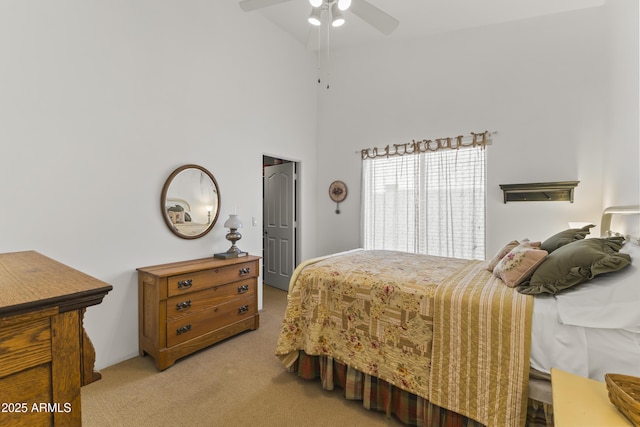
<box><xmin>551</xmin><ymin>368</ymin><xmax>633</xmax><ymax>426</ymax></box>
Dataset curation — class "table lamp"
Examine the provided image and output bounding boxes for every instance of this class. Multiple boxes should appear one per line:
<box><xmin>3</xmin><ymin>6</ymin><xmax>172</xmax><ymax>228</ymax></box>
<box><xmin>214</xmin><ymin>214</ymin><xmax>247</xmax><ymax>259</ymax></box>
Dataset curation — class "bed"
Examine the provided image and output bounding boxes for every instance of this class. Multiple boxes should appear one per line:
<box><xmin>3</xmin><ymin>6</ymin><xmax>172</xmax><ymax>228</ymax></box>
<box><xmin>275</xmin><ymin>206</ymin><xmax>640</xmax><ymax>427</ymax></box>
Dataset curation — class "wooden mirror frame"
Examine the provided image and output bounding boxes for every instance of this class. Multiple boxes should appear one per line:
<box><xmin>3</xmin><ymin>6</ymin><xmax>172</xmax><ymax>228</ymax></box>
<box><xmin>161</xmin><ymin>164</ymin><xmax>221</xmax><ymax>239</ymax></box>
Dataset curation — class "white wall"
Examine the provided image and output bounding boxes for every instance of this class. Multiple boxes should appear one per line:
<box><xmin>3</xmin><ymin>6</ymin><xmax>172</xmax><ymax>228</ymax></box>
<box><xmin>0</xmin><ymin>0</ymin><xmax>318</xmax><ymax>369</ymax></box>
<box><xmin>316</xmin><ymin>3</ymin><xmax>639</xmax><ymax>258</ymax></box>
<box><xmin>603</xmin><ymin>0</ymin><xmax>640</xmax><ymax>208</ymax></box>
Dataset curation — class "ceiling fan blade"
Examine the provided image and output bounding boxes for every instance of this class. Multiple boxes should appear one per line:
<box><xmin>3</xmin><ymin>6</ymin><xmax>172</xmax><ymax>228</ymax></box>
<box><xmin>349</xmin><ymin>0</ymin><xmax>399</xmax><ymax>35</ymax></box>
<box><xmin>239</xmin><ymin>0</ymin><xmax>293</xmax><ymax>12</ymax></box>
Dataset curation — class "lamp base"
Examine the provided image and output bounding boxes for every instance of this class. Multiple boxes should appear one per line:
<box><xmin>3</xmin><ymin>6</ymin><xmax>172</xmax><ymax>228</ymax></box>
<box><xmin>214</xmin><ymin>251</ymin><xmax>248</xmax><ymax>259</ymax></box>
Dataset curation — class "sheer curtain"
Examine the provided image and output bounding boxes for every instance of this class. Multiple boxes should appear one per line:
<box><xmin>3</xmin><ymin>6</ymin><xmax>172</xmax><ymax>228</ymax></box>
<box><xmin>361</xmin><ymin>145</ymin><xmax>485</xmax><ymax>260</ymax></box>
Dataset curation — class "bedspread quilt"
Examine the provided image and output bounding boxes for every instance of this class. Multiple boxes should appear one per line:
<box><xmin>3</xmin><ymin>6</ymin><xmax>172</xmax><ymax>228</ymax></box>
<box><xmin>429</xmin><ymin>260</ymin><xmax>533</xmax><ymax>427</ymax></box>
<box><xmin>275</xmin><ymin>250</ymin><xmax>469</xmax><ymax>398</ymax></box>
<box><xmin>275</xmin><ymin>250</ymin><xmax>533</xmax><ymax>427</ymax></box>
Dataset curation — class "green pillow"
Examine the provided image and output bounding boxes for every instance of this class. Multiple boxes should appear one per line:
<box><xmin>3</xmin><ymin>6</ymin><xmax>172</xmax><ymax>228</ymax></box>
<box><xmin>516</xmin><ymin>236</ymin><xmax>631</xmax><ymax>295</ymax></box>
<box><xmin>540</xmin><ymin>224</ymin><xmax>595</xmax><ymax>253</ymax></box>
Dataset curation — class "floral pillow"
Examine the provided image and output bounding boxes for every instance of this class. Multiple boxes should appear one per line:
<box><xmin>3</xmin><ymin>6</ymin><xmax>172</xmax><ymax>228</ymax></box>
<box><xmin>486</xmin><ymin>240</ymin><xmax>519</xmax><ymax>272</ymax></box>
<box><xmin>486</xmin><ymin>239</ymin><xmax>541</xmax><ymax>272</ymax></box>
<box><xmin>167</xmin><ymin>205</ymin><xmax>186</xmax><ymax>224</ymax></box>
<box><xmin>493</xmin><ymin>242</ymin><xmax>548</xmax><ymax>287</ymax></box>
<box><xmin>168</xmin><ymin>210</ymin><xmax>185</xmax><ymax>224</ymax></box>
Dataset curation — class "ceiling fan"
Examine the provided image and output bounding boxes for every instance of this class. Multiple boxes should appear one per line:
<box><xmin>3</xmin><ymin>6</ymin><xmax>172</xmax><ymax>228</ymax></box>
<box><xmin>239</xmin><ymin>0</ymin><xmax>399</xmax><ymax>36</ymax></box>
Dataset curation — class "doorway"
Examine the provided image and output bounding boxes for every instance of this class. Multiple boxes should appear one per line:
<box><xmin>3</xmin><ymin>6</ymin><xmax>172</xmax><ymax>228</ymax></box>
<box><xmin>263</xmin><ymin>156</ymin><xmax>298</xmax><ymax>291</ymax></box>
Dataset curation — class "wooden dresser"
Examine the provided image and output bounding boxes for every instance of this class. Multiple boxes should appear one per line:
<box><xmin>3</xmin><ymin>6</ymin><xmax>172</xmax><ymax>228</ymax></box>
<box><xmin>137</xmin><ymin>255</ymin><xmax>260</xmax><ymax>370</ymax></box>
<box><xmin>0</xmin><ymin>251</ymin><xmax>112</xmax><ymax>427</ymax></box>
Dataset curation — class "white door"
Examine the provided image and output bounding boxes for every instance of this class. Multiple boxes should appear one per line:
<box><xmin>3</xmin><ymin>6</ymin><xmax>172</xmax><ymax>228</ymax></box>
<box><xmin>263</xmin><ymin>162</ymin><xmax>296</xmax><ymax>291</ymax></box>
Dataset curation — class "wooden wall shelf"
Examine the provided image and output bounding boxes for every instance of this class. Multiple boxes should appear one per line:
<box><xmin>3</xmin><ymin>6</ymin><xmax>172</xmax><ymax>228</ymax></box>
<box><xmin>499</xmin><ymin>181</ymin><xmax>579</xmax><ymax>203</ymax></box>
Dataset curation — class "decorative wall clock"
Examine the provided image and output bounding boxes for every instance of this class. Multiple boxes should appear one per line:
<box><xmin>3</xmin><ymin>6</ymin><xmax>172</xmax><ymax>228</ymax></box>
<box><xmin>329</xmin><ymin>180</ymin><xmax>347</xmax><ymax>214</ymax></box>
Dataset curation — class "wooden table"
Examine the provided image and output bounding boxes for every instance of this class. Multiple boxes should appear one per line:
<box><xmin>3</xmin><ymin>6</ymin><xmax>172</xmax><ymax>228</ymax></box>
<box><xmin>551</xmin><ymin>368</ymin><xmax>633</xmax><ymax>426</ymax></box>
<box><xmin>0</xmin><ymin>251</ymin><xmax>112</xmax><ymax>426</ymax></box>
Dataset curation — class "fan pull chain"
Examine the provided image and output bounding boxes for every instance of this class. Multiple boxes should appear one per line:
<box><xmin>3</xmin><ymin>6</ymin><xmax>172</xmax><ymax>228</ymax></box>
<box><xmin>326</xmin><ymin>16</ymin><xmax>331</xmax><ymax>90</ymax></box>
<box><xmin>316</xmin><ymin>24</ymin><xmax>322</xmax><ymax>85</ymax></box>
<box><xmin>313</xmin><ymin>1</ymin><xmax>332</xmax><ymax>90</ymax></box>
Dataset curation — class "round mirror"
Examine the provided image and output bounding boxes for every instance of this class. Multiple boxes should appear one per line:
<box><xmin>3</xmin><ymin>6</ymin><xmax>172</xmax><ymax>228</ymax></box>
<box><xmin>161</xmin><ymin>164</ymin><xmax>220</xmax><ymax>239</ymax></box>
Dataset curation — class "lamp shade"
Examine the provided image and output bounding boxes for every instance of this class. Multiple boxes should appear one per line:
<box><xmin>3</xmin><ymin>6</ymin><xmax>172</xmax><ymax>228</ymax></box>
<box><xmin>224</xmin><ymin>214</ymin><xmax>243</xmax><ymax>229</ymax></box>
<box><xmin>309</xmin><ymin>0</ymin><xmax>322</xmax><ymax>7</ymax></box>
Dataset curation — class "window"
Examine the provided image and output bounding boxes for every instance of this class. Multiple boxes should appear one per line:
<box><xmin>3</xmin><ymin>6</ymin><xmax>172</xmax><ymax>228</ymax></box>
<box><xmin>361</xmin><ymin>145</ymin><xmax>485</xmax><ymax>260</ymax></box>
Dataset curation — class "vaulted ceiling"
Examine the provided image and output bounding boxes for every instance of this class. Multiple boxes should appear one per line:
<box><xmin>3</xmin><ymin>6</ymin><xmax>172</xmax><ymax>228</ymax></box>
<box><xmin>239</xmin><ymin>0</ymin><xmax>605</xmax><ymax>49</ymax></box>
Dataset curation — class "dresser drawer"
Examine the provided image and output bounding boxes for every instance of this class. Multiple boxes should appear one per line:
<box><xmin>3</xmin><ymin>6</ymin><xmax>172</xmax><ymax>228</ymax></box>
<box><xmin>166</xmin><ymin>295</ymin><xmax>255</xmax><ymax>347</ymax></box>
<box><xmin>167</xmin><ymin>279</ymin><xmax>256</xmax><ymax>321</ymax></box>
<box><xmin>0</xmin><ymin>316</ymin><xmax>52</xmax><ymax>379</ymax></box>
<box><xmin>167</xmin><ymin>261</ymin><xmax>257</xmax><ymax>297</ymax></box>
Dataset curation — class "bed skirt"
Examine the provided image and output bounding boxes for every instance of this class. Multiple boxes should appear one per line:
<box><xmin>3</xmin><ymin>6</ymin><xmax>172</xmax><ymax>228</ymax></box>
<box><xmin>290</xmin><ymin>351</ymin><xmax>554</xmax><ymax>427</ymax></box>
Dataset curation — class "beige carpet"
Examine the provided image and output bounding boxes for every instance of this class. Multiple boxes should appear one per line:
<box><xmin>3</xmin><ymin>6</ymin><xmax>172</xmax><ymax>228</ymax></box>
<box><xmin>82</xmin><ymin>285</ymin><xmax>403</xmax><ymax>427</ymax></box>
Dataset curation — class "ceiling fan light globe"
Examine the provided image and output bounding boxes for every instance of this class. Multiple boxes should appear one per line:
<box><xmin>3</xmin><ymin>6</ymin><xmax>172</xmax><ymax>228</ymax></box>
<box><xmin>309</xmin><ymin>0</ymin><xmax>322</xmax><ymax>7</ymax></box>
<box><xmin>330</xmin><ymin>3</ymin><xmax>345</xmax><ymax>27</ymax></box>
<box><xmin>337</xmin><ymin>0</ymin><xmax>351</xmax><ymax>11</ymax></box>
<box><xmin>308</xmin><ymin>7</ymin><xmax>322</xmax><ymax>26</ymax></box>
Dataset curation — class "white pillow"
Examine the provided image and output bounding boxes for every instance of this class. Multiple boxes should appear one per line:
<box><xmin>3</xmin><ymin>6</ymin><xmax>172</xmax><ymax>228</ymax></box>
<box><xmin>555</xmin><ymin>242</ymin><xmax>640</xmax><ymax>332</ymax></box>
<box><xmin>621</xmin><ymin>241</ymin><xmax>640</xmax><ymax>256</ymax></box>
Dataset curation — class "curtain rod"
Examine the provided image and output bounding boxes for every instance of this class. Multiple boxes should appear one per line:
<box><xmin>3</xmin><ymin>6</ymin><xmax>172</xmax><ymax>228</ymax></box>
<box><xmin>357</xmin><ymin>131</ymin><xmax>497</xmax><ymax>160</ymax></box>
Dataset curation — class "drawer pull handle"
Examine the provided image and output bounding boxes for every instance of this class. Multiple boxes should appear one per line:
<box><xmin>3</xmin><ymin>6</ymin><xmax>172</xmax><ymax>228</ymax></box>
<box><xmin>176</xmin><ymin>300</ymin><xmax>192</xmax><ymax>311</ymax></box>
<box><xmin>237</xmin><ymin>285</ymin><xmax>249</xmax><ymax>294</ymax></box>
<box><xmin>176</xmin><ymin>324</ymin><xmax>192</xmax><ymax>335</ymax></box>
<box><xmin>177</xmin><ymin>279</ymin><xmax>193</xmax><ymax>290</ymax></box>
<box><xmin>239</xmin><ymin>267</ymin><xmax>250</xmax><ymax>276</ymax></box>
<box><xmin>238</xmin><ymin>305</ymin><xmax>249</xmax><ymax>314</ymax></box>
